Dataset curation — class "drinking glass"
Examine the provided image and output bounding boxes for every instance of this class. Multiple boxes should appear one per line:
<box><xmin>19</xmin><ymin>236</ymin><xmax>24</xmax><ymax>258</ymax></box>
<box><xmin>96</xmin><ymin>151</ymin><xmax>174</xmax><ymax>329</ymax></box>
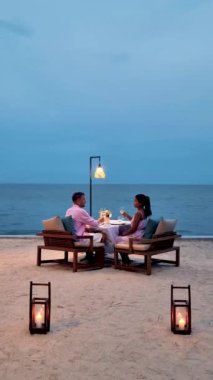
<box><xmin>119</xmin><ymin>206</ymin><xmax>125</xmax><ymax>220</ymax></box>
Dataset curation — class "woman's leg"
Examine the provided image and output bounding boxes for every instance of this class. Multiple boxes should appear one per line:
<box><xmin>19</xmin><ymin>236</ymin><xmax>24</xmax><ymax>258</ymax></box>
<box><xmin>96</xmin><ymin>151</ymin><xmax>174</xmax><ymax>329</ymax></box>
<box><xmin>116</xmin><ymin>235</ymin><xmax>131</xmax><ymax>264</ymax></box>
<box><xmin>120</xmin><ymin>253</ymin><xmax>131</xmax><ymax>264</ymax></box>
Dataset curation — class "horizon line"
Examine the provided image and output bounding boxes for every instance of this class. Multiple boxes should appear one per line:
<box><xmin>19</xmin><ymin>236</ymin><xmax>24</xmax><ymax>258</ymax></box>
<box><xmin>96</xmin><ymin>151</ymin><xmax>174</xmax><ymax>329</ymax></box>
<box><xmin>0</xmin><ymin>182</ymin><xmax>213</xmax><ymax>186</ymax></box>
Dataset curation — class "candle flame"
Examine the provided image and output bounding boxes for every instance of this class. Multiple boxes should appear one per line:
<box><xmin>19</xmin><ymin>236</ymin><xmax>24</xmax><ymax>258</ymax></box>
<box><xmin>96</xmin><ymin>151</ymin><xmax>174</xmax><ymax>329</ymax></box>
<box><xmin>36</xmin><ymin>311</ymin><xmax>43</xmax><ymax>321</ymax></box>
<box><xmin>35</xmin><ymin>306</ymin><xmax>44</xmax><ymax>327</ymax></box>
<box><xmin>177</xmin><ymin>312</ymin><xmax>186</xmax><ymax>330</ymax></box>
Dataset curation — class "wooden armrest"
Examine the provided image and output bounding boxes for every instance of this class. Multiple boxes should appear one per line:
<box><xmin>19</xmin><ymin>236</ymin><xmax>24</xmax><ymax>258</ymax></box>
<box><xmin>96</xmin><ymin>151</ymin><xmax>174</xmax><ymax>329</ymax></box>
<box><xmin>129</xmin><ymin>234</ymin><xmax>181</xmax><ymax>250</ymax></box>
<box><xmin>40</xmin><ymin>230</ymin><xmax>72</xmax><ymax>235</ymax></box>
<box><xmin>37</xmin><ymin>231</ymin><xmax>95</xmax><ymax>250</ymax></box>
<box><xmin>86</xmin><ymin>227</ymin><xmax>101</xmax><ymax>233</ymax></box>
<box><xmin>128</xmin><ymin>237</ymin><xmax>152</xmax><ymax>251</ymax></box>
<box><xmin>41</xmin><ymin>233</ymin><xmax>76</xmax><ymax>240</ymax></box>
<box><xmin>76</xmin><ymin>235</ymin><xmax>93</xmax><ymax>250</ymax></box>
<box><xmin>38</xmin><ymin>230</ymin><xmax>76</xmax><ymax>240</ymax></box>
<box><xmin>129</xmin><ymin>237</ymin><xmax>152</xmax><ymax>244</ymax></box>
<box><xmin>76</xmin><ymin>235</ymin><xmax>93</xmax><ymax>240</ymax></box>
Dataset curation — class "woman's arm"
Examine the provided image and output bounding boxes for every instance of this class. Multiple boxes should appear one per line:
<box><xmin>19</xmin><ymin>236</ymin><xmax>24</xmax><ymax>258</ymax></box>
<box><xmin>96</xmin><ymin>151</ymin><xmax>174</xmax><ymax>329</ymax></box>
<box><xmin>121</xmin><ymin>211</ymin><xmax>132</xmax><ymax>221</ymax></box>
<box><xmin>121</xmin><ymin>212</ymin><xmax>142</xmax><ymax>236</ymax></box>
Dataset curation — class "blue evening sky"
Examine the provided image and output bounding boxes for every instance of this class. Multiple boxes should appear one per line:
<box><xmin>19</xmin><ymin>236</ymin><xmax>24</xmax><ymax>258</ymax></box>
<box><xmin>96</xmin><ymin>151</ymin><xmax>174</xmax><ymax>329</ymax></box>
<box><xmin>0</xmin><ymin>0</ymin><xmax>213</xmax><ymax>184</ymax></box>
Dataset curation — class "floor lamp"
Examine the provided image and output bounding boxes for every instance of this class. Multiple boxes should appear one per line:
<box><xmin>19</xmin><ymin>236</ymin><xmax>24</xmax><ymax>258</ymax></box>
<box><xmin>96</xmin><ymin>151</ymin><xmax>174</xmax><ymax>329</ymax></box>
<box><xmin>89</xmin><ymin>156</ymin><xmax>106</xmax><ymax>216</ymax></box>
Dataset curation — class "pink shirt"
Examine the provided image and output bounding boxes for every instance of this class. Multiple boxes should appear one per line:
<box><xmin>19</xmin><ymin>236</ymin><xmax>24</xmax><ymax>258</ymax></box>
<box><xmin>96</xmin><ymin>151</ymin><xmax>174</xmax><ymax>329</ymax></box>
<box><xmin>65</xmin><ymin>204</ymin><xmax>98</xmax><ymax>236</ymax></box>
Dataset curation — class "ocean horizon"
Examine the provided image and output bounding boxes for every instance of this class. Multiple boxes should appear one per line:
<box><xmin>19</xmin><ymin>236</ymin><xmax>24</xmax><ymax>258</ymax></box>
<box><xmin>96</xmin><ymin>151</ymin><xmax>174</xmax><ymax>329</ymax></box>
<box><xmin>0</xmin><ymin>183</ymin><xmax>212</xmax><ymax>236</ymax></box>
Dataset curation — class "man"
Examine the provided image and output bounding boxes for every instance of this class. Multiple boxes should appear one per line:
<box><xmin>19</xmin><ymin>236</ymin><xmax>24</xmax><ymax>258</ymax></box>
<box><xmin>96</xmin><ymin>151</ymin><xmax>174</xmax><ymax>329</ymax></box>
<box><xmin>65</xmin><ymin>192</ymin><xmax>105</xmax><ymax>262</ymax></box>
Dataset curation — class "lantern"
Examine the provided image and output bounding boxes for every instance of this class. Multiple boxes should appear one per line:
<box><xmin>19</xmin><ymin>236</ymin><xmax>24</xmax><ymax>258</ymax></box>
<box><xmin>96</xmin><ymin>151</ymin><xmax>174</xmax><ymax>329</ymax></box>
<box><xmin>29</xmin><ymin>281</ymin><xmax>51</xmax><ymax>334</ymax></box>
<box><xmin>171</xmin><ymin>285</ymin><xmax>191</xmax><ymax>335</ymax></box>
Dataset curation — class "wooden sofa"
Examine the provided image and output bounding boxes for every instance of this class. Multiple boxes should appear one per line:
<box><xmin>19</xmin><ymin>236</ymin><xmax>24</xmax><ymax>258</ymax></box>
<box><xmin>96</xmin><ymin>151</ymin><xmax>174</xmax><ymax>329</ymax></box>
<box><xmin>114</xmin><ymin>232</ymin><xmax>181</xmax><ymax>275</ymax></box>
<box><xmin>37</xmin><ymin>230</ymin><xmax>105</xmax><ymax>272</ymax></box>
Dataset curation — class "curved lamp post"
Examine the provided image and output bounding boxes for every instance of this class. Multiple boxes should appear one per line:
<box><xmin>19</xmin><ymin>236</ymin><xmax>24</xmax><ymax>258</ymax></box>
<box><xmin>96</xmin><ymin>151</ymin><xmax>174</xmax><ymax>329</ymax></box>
<box><xmin>90</xmin><ymin>156</ymin><xmax>106</xmax><ymax>216</ymax></box>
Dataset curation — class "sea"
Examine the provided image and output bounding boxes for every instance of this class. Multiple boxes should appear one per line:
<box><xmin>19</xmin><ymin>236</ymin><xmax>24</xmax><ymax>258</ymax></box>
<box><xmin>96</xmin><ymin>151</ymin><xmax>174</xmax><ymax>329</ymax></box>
<box><xmin>0</xmin><ymin>184</ymin><xmax>212</xmax><ymax>236</ymax></box>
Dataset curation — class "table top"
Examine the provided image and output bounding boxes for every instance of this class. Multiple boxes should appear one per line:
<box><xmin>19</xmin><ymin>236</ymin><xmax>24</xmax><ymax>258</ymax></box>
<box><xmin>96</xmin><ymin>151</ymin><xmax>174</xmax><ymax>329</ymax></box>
<box><xmin>100</xmin><ymin>219</ymin><xmax>130</xmax><ymax>227</ymax></box>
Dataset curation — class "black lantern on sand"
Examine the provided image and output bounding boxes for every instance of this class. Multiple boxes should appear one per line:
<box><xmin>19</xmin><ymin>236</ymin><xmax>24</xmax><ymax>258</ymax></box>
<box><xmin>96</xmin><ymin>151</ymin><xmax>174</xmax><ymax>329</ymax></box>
<box><xmin>171</xmin><ymin>285</ymin><xmax>191</xmax><ymax>335</ymax></box>
<box><xmin>29</xmin><ymin>282</ymin><xmax>51</xmax><ymax>334</ymax></box>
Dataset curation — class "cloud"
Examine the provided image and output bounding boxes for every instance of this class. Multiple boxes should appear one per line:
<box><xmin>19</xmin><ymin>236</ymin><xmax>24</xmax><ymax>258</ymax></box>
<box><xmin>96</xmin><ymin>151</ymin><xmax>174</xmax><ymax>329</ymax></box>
<box><xmin>0</xmin><ymin>19</ymin><xmax>32</xmax><ymax>37</ymax></box>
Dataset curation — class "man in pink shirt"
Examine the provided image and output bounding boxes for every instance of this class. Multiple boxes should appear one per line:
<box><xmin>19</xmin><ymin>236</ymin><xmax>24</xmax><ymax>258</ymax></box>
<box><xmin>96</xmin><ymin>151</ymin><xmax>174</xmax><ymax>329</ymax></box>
<box><xmin>65</xmin><ymin>192</ymin><xmax>105</xmax><ymax>262</ymax></box>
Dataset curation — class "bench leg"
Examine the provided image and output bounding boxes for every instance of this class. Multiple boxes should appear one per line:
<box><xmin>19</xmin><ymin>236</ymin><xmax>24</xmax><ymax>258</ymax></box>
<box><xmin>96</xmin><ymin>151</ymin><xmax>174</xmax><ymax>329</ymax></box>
<box><xmin>176</xmin><ymin>247</ymin><xmax>180</xmax><ymax>267</ymax></box>
<box><xmin>95</xmin><ymin>248</ymin><xmax>104</xmax><ymax>268</ymax></box>
<box><xmin>146</xmin><ymin>255</ymin><xmax>152</xmax><ymax>275</ymax></box>
<box><xmin>64</xmin><ymin>251</ymin><xmax>68</xmax><ymax>263</ymax></box>
<box><xmin>114</xmin><ymin>249</ymin><xmax>118</xmax><ymax>268</ymax></box>
<box><xmin>73</xmin><ymin>251</ymin><xmax>78</xmax><ymax>272</ymax></box>
<box><xmin>37</xmin><ymin>247</ymin><xmax>41</xmax><ymax>266</ymax></box>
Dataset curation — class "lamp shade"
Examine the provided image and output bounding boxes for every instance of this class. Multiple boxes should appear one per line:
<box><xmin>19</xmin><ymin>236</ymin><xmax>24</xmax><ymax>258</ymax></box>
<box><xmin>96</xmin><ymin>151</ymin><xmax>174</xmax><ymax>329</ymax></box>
<box><xmin>94</xmin><ymin>164</ymin><xmax>106</xmax><ymax>179</ymax></box>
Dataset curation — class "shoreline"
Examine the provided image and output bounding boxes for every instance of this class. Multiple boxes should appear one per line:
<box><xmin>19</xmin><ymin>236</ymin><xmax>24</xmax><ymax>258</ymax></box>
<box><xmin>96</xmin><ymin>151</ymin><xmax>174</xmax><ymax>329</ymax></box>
<box><xmin>1</xmin><ymin>235</ymin><xmax>213</xmax><ymax>240</ymax></box>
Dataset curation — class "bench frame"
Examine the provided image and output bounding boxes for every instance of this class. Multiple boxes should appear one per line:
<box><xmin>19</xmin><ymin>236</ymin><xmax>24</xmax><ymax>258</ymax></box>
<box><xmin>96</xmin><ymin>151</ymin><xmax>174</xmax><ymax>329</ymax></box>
<box><xmin>37</xmin><ymin>231</ymin><xmax>104</xmax><ymax>272</ymax></box>
<box><xmin>114</xmin><ymin>233</ymin><xmax>181</xmax><ymax>275</ymax></box>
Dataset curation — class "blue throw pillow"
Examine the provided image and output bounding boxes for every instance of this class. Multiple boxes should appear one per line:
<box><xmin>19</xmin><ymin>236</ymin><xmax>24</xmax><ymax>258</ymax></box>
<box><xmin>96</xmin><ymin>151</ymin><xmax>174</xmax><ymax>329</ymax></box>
<box><xmin>61</xmin><ymin>216</ymin><xmax>76</xmax><ymax>235</ymax></box>
<box><xmin>143</xmin><ymin>219</ymin><xmax>159</xmax><ymax>239</ymax></box>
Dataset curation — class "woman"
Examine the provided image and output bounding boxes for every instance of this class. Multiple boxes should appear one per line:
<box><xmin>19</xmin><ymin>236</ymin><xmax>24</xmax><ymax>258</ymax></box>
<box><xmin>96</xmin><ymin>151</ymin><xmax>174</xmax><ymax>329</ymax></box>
<box><xmin>117</xmin><ymin>194</ymin><xmax>152</xmax><ymax>263</ymax></box>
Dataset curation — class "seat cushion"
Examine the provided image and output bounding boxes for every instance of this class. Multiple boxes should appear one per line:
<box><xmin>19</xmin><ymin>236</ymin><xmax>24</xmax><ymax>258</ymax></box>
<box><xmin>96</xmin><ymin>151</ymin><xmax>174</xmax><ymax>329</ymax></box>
<box><xmin>74</xmin><ymin>241</ymin><xmax>104</xmax><ymax>248</ymax></box>
<box><xmin>61</xmin><ymin>216</ymin><xmax>76</xmax><ymax>234</ymax></box>
<box><xmin>143</xmin><ymin>219</ymin><xmax>159</xmax><ymax>239</ymax></box>
<box><xmin>42</xmin><ymin>216</ymin><xmax>65</xmax><ymax>231</ymax></box>
<box><xmin>155</xmin><ymin>219</ymin><xmax>177</xmax><ymax>235</ymax></box>
<box><xmin>115</xmin><ymin>243</ymin><xmax>151</xmax><ymax>251</ymax></box>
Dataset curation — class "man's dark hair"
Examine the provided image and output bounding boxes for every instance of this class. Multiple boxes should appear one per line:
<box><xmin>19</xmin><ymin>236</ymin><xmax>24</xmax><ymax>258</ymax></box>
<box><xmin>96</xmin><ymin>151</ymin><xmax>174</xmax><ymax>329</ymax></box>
<box><xmin>72</xmin><ymin>192</ymin><xmax>85</xmax><ymax>203</ymax></box>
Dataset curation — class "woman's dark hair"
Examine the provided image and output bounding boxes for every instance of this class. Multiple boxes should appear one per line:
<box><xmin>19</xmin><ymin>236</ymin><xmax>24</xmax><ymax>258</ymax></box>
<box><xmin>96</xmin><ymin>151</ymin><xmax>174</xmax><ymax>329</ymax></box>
<box><xmin>72</xmin><ymin>192</ymin><xmax>85</xmax><ymax>203</ymax></box>
<box><xmin>135</xmin><ymin>194</ymin><xmax>152</xmax><ymax>217</ymax></box>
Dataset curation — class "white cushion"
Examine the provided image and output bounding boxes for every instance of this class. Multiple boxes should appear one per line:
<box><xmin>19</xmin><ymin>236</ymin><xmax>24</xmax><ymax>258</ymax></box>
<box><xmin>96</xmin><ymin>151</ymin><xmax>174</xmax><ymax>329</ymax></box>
<box><xmin>155</xmin><ymin>219</ymin><xmax>177</xmax><ymax>235</ymax></box>
<box><xmin>74</xmin><ymin>241</ymin><xmax>104</xmax><ymax>248</ymax></box>
<box><xmin>133</xmin><ymin>244</ymin><xmax>150</xmax><ymax>251</ymax></box>
<box><xmin>42</xmin><ymin>216</ymin><xmax>65</xmax><ymax>231</ymax></box>
<box><xmin>115</xmin><ymin>243</ymin><xmax>151</xmax><ymax>251</ymax></box>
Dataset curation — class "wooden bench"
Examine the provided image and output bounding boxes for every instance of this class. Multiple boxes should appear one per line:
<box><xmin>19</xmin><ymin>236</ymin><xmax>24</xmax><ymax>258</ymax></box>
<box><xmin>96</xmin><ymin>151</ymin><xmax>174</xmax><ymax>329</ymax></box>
<box><xmin>37</xmin><ymin>230</ymin><xmax>105</xmax><ymax>272</ymax></box>
<box><xmin>114</xmin><ymin>233</ymin><xmax>181</xmax><ymax>275</ymax></box>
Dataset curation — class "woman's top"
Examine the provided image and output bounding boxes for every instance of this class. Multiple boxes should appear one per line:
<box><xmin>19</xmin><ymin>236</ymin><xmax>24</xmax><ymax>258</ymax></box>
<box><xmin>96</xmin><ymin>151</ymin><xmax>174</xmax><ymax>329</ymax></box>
<box><xmin>115</xmin><ymin>213</ymin><xmax>148</xmax><ymax>244</ymax></box>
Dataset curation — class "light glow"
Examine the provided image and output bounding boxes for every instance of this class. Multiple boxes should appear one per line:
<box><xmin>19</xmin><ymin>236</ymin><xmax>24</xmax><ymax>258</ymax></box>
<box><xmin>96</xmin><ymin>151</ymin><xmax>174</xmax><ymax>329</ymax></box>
<box><xmin>176</xmin><ymin>310</ymin><xmax>187</xmax><ymax>330</ymax></box>
<box><xmin>35</xmin><ymin>306</ymin><xmax>44</xmax><ymax>328</ymax></box>
<box><xmin>94</xmin><ymin>164</ymin><xmax>106</xmax><ymax>179</ymax></box>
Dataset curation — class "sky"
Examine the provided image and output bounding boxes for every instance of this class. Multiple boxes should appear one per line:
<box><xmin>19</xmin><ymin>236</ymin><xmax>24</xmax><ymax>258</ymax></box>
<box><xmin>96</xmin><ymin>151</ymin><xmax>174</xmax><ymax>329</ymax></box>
<box><xmin>0</xmin><ymin>0</ymin><xmax>213</xmax><ymax>184</ymax></box>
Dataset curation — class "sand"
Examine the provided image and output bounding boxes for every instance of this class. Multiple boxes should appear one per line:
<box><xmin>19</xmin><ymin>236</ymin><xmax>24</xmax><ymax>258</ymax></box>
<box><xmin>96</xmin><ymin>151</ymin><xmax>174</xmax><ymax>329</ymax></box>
<box><xmin>0</xmin><ymin>237</ymin><xmax>213</xmax><ymax>380</ymax></box>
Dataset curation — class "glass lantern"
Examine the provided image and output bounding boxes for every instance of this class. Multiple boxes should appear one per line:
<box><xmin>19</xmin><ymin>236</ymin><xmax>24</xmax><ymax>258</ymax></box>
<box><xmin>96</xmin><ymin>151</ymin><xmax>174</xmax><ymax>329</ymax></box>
<box><xmin>171</xmin><ymin>285</ymin><xmax>191</xmax><ymax>335</ymax></box>
<box><xmin>29</xmin><ymin>281</ymin><xmax>51</xmax><ymax>334</ymax></box>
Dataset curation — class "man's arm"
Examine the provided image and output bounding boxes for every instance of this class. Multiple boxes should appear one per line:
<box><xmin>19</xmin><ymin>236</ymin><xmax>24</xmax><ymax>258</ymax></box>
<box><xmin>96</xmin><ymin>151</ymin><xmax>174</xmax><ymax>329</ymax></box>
<box><xmin>80</xmin><ymin>209</ymin><xmax>100</xmax><ymax>228</ymax></box>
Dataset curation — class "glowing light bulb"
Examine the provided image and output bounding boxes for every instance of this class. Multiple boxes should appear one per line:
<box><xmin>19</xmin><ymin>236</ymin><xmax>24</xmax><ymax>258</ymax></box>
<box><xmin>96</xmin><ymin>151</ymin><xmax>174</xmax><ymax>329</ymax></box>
<box><xmin>94</xmin><ymin>164</ymin><xmax>106</xmax><ymax>179</ymax></box>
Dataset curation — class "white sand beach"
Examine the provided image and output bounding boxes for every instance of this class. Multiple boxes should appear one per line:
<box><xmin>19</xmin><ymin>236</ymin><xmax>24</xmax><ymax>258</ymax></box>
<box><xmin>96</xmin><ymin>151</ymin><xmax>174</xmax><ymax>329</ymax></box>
<box><xmin>0</xmin><ymin>238</ymin><xmax>213</xmax><ymax>380</ymax></box>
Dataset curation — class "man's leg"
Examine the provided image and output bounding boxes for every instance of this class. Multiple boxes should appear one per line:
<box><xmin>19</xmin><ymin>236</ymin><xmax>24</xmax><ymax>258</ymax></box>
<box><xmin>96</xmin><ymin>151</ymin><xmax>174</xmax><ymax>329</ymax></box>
<box><xmin>81</xmin><ymin>233</ymin><xmax>102</xmax><ymax>263</ymax></box>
